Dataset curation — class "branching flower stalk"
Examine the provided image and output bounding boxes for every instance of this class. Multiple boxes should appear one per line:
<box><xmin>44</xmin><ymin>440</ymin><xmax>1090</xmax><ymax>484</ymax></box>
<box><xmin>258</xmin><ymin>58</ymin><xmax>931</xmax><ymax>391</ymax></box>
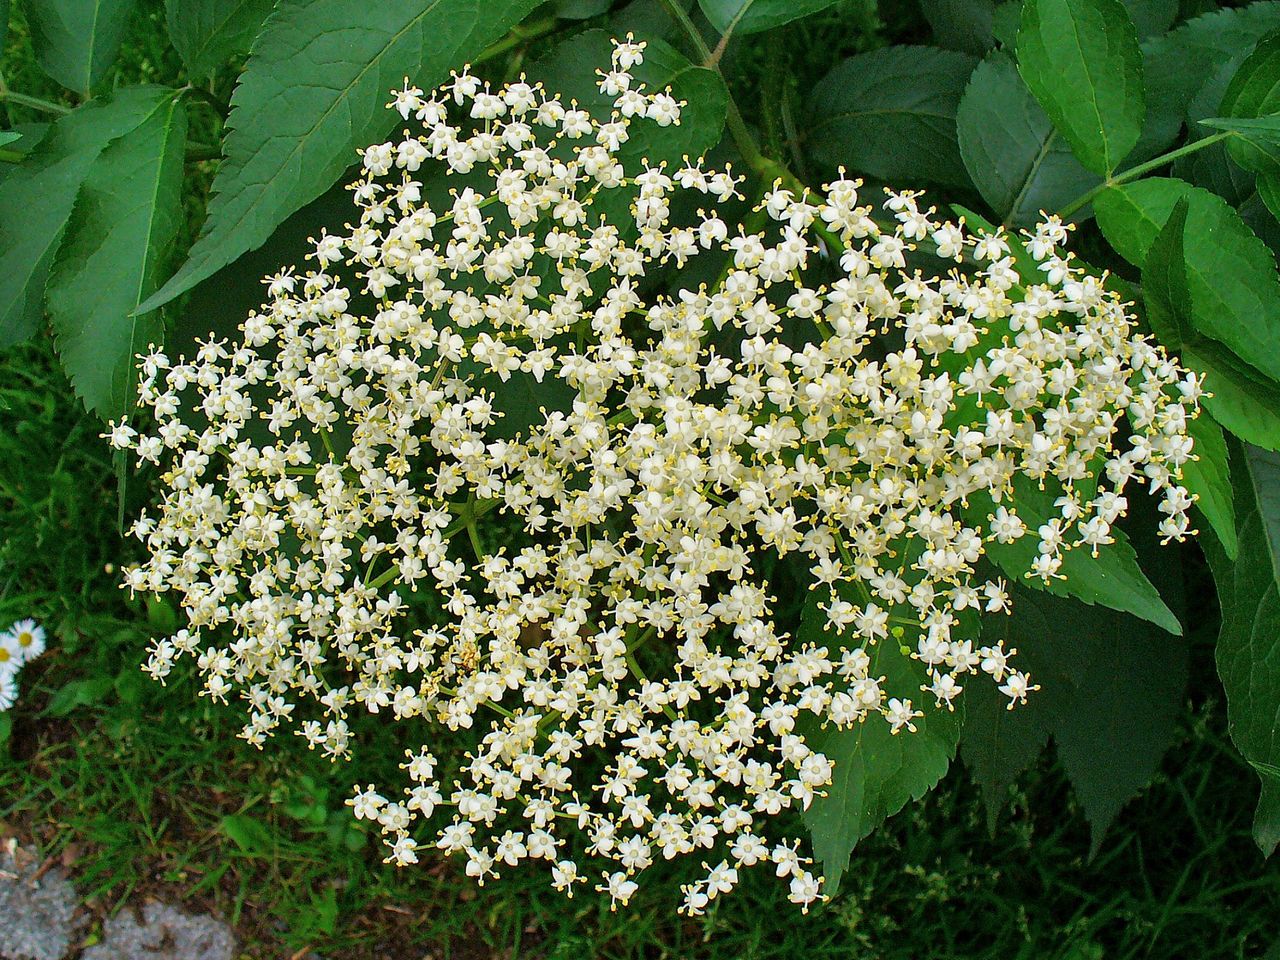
<box><xmin>108</xmin><ymin>40</ymin><xmax>1200</xmax><ymax>914</ymax></box>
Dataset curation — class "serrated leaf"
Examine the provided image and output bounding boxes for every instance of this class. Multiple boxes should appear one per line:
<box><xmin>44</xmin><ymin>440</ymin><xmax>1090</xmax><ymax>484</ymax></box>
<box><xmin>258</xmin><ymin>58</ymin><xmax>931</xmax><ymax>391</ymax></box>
<box><xmin>799</xmin><ymin>589</ymin><xmax>961</xmax><ymax>892</ymax></box>
<box><xmin>1245</xmin><ymin>444</ymin><xmax>1280</xmax><ymax>585</ymax></box>
<box><xmin>697</xmin><ymin>0</ymin><xmax>842</xmax><ymax>36</ymax></box>
<box><xmin>1205</xmin><ymin>439</ymin><xmax>1280</xmax><ymax>855</ymax></box>
<box><xmin>1216</xmin><ymin>31</ymin><xmax>1280</xmax><ymax>176</ymax></box>
<box><xmin>554</xmin><ymin>0</ymin><xmax>612</xmax><ymax>19</ymax></box>
<box><xmin>46</xmin><ymin>92</ymin><xmax>187</xmax><ymax>420</ymax></box>
<box><xmin>1001</xmin><ymin>586</ymin><xmax>1187</xmax><ymax>852</ymax></box>
<box><xmin>23</xmin><ymin>0</ymin><xmax>138</xmax><ymax>95</ymax></box>
<box><xmin>1203</xmin><ymin>115</ymin><xmax>1280</xmax><ymax>183</ymax></box>
<box><xmin>992</xmin><ymin>1</ymin><xmax>1021</xmax><ymax>49</ymax></box>
<box><xmin>956</xmin><ymin>52</ymin><xmax>1101</xmax><ymax>225</ymax></box>
<box><xmin>981</xmin><ymin>478</ymin><xmax>1182</xmax><ymax>634</ymax></box>
<box><xmin>1259</xmin><ymin>171</ymin><xmax>1280</xmax><ymax>221</ymax></box>
<box><xmin>1185</xmin><ymin>415</ymin><xmax>1239</xmax><ymax>559</ymax></box>
<box><xmin>1168</xmin><ymin>49</ymin><xmax>1257</xmax><ymax>204</ymax></box>
<box><xmin>1190</xmin><ymin>345</ymin><xmax>1280</xmax><ymax>452</ymax></box>
<box><xmin>164</xmin><ymin>0</ymin><xmax>277</xmax><ymax>79</ymax></box>
<box><xmin>1140</xmin><ymin>194</ymin><xmax>1193</xmax><ymax>348</ymax></box>
<box><xmin>1095</xmin><ymin>178</ymin><xmax>1280</xmax><ymax>386</ymax></box>
<box><xmin>1171</xmin><ymin>143</ymin><xmax>1257</xmax><ymax>208</ymax></box>
<box><xmin>959</xmin><ymin>672</ymin><xmax>1049</xmax><ymax>832</ymax></box>
<box><xmin>1016</xmin><ymin>0</ymin><xmax>1145</xmax><ymax>175</ymax></box>
<box><xmin>137</xmin><ymin>0</ymin><xmax>542</xmax><ymax>316</ymax></box>
<box><xmin>1134</xmin><ymin>187</ymin><xmax>1280</xmax><ymax>451</ymax></box>
<box><xmin>0</xmin><ymin>87</ymin><xmax>178</xmax><ymax>347</ymax></box>
<box><xmin>1123</xmin><ymin>0</ymin><xmax>1175</xmax><ymax>39</ymax></box>
<box><xmin>807</xmin><ymin>46</ymin><xmax>978</xmax><ymax>188</ymax></box>
<box><xmin>1142</xmin><ymin>204</ymin><xmax>1232</xmax><ymax>556</ymax></box>
<box><xmin>1139</xmin><ymin>2</ymin><xmax>1280</xmax><ymax>161</ymax></box>
<box><xmin>921</xmin><ymin>0</ymin><xmax>997</xmax><ymax>55</ymax></box>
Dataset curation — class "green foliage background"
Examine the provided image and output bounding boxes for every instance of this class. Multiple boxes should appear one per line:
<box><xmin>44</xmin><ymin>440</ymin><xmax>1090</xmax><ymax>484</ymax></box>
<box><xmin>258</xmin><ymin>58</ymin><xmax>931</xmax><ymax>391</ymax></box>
<box><xmin>1</xmin><ymin>0</ymin><xmax>1279</xmax><ymax>955</ymax></box>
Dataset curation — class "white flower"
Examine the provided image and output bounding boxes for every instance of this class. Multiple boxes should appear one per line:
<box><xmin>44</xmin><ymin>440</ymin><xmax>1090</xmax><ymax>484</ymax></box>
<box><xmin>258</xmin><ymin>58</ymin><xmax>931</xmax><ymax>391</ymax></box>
<box><xmin>0</xmin><ymin>670</ymin><xmax>17</xmax><ymax>711</ymax></box>
<box><xmin>0</xmin><ymin>631</ymin><xmax>21</xmax><ymax>674</ymax></box>
<box><xmin>9</xmin><ymin>619</ymin><xmax>45</xmax><ymax>664</ymax></box>
<box><xmin>111</xmin><ymin>36</ymin><xmax>1199</xmax><ymax>913</ymax></box>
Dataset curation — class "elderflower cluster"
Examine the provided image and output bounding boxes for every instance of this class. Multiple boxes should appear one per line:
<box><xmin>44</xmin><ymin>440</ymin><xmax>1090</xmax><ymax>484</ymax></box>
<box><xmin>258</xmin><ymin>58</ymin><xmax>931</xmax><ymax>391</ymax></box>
<box><xmin>0</xmin><ymin>619</ymin><xmax>47</xmax><ymax>711</ymax></box>
<box><xmin>107</xmin><ymin>39</ymin><xmax>1200</xmax><ymax>912</ymax></box>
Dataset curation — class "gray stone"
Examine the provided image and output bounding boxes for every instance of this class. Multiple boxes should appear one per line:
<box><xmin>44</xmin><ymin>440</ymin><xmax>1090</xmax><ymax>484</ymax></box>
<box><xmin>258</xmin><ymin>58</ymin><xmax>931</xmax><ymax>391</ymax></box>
<box><xmin>81</xmin><ymin>901</ymin><xmax>236</xmax><ymax>960</ymax></box>
<box><xmin>0</xmin><ymin>847</ymin><xmax>80</xmax><ymax>960</ymax></box>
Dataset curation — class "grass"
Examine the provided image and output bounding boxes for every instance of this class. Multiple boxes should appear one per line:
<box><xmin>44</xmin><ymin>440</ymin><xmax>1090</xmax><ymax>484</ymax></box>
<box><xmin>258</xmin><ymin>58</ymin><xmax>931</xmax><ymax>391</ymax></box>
<box><xmin>2</xmin><ymin>1</ymin><xmax>1279</xmax><ymax>957</ymax></box>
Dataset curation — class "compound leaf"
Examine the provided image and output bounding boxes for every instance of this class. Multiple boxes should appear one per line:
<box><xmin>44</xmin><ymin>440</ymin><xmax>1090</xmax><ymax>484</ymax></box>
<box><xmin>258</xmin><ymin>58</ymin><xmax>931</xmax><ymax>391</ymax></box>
<box><xmin>138</xmin><ymin>0</ymin><xmax>542</xmax><ymax>315</ymax></box>
<box><xmin>47</xmin><ymin>92</ymin><xmax>187</xmax><ymax>419</ymax></box>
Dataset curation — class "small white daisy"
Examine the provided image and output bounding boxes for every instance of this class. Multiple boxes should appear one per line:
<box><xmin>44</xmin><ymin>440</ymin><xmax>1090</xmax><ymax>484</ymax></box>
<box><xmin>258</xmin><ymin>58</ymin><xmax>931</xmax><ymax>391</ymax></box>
<box><xmin>0</xmin><ymin>631</ymin><xmax>21</xmax><ymax>673</ymax></box>
<box><xmin>0</xmin><ymin>669</ymin><xmax>17</xmax><ymax>711</ymax></box>
<box><xmin>9</xmin><ymin>618</ymin><xmax>45</xmax><ymax>664</ymax></box>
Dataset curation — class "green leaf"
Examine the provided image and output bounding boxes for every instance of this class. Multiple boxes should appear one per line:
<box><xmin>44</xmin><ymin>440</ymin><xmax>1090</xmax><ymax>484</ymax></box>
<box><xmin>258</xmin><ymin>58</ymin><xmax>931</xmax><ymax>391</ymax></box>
<box><xmin>44</xmin><ymin>675</ymin><xmax>115</xmax><ymax>716</ymax></box>
<box><xmin>1185</xmin><ymin>415</ymin><xmax>1239</xmax><ymax>560</ymax></box>
<box><xmin>1245</xmin><ymin>444</ymin><xmax>1280</xmax><ymax>585</ymax></box>
<box><xmin>137</xmin><ymin>0</ymin><xmax>542</xmax><ymax>316</ymax></box>
<box><xmin>164</xmin><ymin>0</ymin><xmax>277</xmax><ymax>79</ymax></box>
<box><xmin>0</xmin><ymin>123</ymin><xmax>49</xmax><ymax>173</ymax></box>
<box><xmin>1095</xmin><ymin>178</ymin><xmax>1280</xmax><ymax>389</ymax></box>
<box><xmin>800</xmin><ymin>590</ymin><xmax>962</xmax><ymax>892</ymax></box>
<box><xmin>921</xmin><ymin>0</ymin><xmax>997</xmax><ymax>54</ymax></box>
<box><xmin>46</xmin><ymin>92</ymin><xmax>187</xmax><ymax>420</ymax></box>
<box><xmin>1139</xmin><ymin>2</ymin><xmax>1280</xmax><ymax>161</ymax></box>
<box><xmin>1141</xmin><ymin>204</ymin><xmax>1241</xmax><ymax>551</ymax></box>
<box><xmin>980</xmin><ymin>478</ymin><xmax>1182</xmax><ymax>634</ymax></box>
<box><xmin>696</xmin><ymin>0</ymin><xmax>843</xmax><ymax>36</ymax></box>
<box><xmin>554</xmin><ymin>0</ymin><xmax>612</xmax><ymax>18</ymax></box>
<box><xmin>1203</xmin><ymin>115</ymin><xmax>1280</xmax><ymax>184</ymax></box>
<box><xmin>992</xmin><ymin>1</ymin><xmax>1021</xmax><ymax>49</ymax></box>
<box><xmin>0</xmin><ymin>86</ymin><xmax>178</xmax><ymax>347</ymax></box>
<box><xmin>807</xmin><ymin>46</ymin><xmax>978</xmax><ymax>188</ymax></box>
<box><xmin>956</xmin><ymin>52</ymin><xmax>1101</xmax><ymax>225</ymax></box>
<box><xmin>988</xmin><ymin>586</ymin><xmax>1187</xmax><ymax>851</ymax></box>
<box><xmin>220</xmin><ymin>813</ymin><xmax>274</xmax><ymax>855</ymax></box>
<box><xmin>23</xmin><ymin>0</ymin><xmax>138</xmax><ymax>95</ymax></box>
<box><xmin>1168</xmin><ymin>49</ymin><xmax>1257</xmax><ymax>204</ymax></box>
<box><xmin>1215</xmin><ymin>31</ymin><xmax>1280</xmax><ymax>176</ymax></box>
<box><xmin>1135</xmin><ymin>186</ymin><xmax>1280</xmax><ymax>451</ymax></box>
<box><xmin>1093</xmin><ymin>176</ymin><xmax>1192</xmax><ymax>265</ymax></box>
<box><xmin>1123</xmin><ymin>0</ymin><xmax>1176</xmax><ymax>39</ymax></box>
<box><xmin>0</xmin><ymin>712</ymin><xmax>11</xmax><ymax>750</ymax></box>
<box><xmin>1191</xmin><ymin>347</ymin><xmax>1280</xmax><ymax>452</ymax></box>
<box><xmin>1140</xmin><ymin>194</ymin><xmax>1193</xmax><ymax>348</ymax></box>
<box><xmin>1205</xmin><ymin>439</ymin><xmax>1280</xmax><ymax>855</ymax></box>
<box><xmin>959</xmin><ymin>672</ymin><xmax>1049</xmax><ymax>832</ymax></box>
<box><xmin>1016</xmin><ymin>0</ymin><xmax>1145</xmax><ymax>175</ymax></box>
<box><xmin>1259</xmin><ymin>171</ymin><xmax>1280</xmax><ymax>221</ymax></box>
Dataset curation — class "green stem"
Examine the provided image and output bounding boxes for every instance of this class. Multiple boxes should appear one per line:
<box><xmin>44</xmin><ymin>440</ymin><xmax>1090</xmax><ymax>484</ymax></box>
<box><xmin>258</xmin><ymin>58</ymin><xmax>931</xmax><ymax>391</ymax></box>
<box><xmin>182</xmin><ymin>84</ymin><xmax>230</xmax><ymax>119</ymax></box>
<box><xmin>0</xmin><ymin>89</ymin><xmax>71</xmax><ymax>115</ymax></box>
<box><xmin>656</xmin><ymin>0</ymin><xmax>770</xmax><ymax>175</ymax></box>
<box><xmin>185</xmin><ymin>142</ymin><xmax>222</xmax><ymax>162</ymax></box>
<box><xmin>1058</xmin><ymin>132</ymin><xmax>1231</xmax><ymax>218</ymax></box>
<box><xmin>475</xmin><ymin>15</ymin><xmax>559</xmax><ymax>64</ymax></box>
